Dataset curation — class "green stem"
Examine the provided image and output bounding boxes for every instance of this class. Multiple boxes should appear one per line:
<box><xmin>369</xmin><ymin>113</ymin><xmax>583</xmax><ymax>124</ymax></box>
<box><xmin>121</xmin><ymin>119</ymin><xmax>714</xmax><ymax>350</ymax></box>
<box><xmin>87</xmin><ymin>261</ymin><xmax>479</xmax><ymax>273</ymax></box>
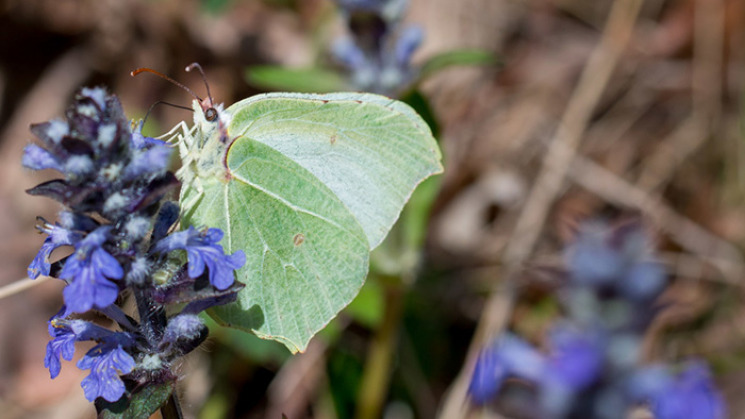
<box><xmin>355</xmin><ymin>279</ymin><xmax>405</xmax><ymax>419</ymax></box>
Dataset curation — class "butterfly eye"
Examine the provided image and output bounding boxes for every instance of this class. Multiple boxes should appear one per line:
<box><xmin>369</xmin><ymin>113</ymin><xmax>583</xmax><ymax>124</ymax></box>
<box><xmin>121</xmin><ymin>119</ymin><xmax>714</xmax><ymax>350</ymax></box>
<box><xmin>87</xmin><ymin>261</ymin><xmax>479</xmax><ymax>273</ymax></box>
<box><xmin>205</xmin><ymin>107</ymin><xmax>218</xmax><ymax>122</ymax></box>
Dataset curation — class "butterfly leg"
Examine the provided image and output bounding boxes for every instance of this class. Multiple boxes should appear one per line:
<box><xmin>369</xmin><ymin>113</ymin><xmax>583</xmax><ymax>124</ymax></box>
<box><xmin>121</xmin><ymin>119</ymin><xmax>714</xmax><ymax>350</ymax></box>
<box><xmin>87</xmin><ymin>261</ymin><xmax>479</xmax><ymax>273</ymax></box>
<box><xmin>178</xmin><ymin>175</ymin><xmax>206</xmax><ymax>217</ymax></box>
<box><xmin>157</xmin><ymin>120</ymin><xmax>190</xmax><ymax>145</ymax></box>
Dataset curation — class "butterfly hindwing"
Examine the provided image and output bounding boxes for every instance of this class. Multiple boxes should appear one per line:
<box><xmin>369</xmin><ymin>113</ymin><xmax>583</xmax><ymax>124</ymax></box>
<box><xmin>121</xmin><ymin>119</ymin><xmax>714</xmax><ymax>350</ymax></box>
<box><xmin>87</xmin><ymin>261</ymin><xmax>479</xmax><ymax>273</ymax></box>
<box><xmin>178</xmin><ymin>92</ymin><xmax>441</xmax><ymax>352</ymax></box>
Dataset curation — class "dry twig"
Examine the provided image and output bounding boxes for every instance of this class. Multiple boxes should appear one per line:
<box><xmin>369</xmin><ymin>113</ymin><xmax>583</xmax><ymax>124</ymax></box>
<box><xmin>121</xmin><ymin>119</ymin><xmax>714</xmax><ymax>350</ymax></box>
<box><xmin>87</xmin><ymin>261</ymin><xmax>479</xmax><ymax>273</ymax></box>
<box><xmin>438</xmin><ymin>1</ymin><xmax>645</xmax><ymax>417</ymax></box>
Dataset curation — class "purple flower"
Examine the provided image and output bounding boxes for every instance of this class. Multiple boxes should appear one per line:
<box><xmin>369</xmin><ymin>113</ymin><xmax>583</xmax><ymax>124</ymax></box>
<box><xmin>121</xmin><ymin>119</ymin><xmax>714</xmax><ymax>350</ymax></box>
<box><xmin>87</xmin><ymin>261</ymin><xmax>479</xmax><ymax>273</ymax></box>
<box><xmin>469</xmin><ymin>326</ymin><xmax>604</xmax><ymax>409</ymax></box>
<box><xmin>394</xmin><ymin>26</ymin><xmax>423</xmax><ymax>67</ymax></box>
<box><xmin>60</xmin><ymin>227</ymin><xmax>123</xmax><ymax>313</ymax></box>
<box><xmin>44</xmin><ymin>312</ymin><xmax>113</xmax><ymax>379</ymax></box>
<box><xmin>28</xmin><ymin>221</ymin><xmax>81</xmax><ymax>279</ymax></box>
<box><xmin>22</xmin><ymin>144</ymin><xmax>64</xmax><ymax>172</ymax></box>
<box><xmin>631</xmin><ymin>363</ymin><xmax>725</xmax><ymax>419</ymax></box>
<box><xmin>469</xmin><ymin>334</ymin><xmax>545</xmax><ymax>404</ymax></box>
<box><xmin>566</xmin><ymin>223</ymin><xmax>625</xmax><ymax>285</ymax></box>
<box><xmin>469</xmin><ymin>342</ymin><xmax>509</xmax><ymax>404</ymax></box>
<box><xmin>566</xmin><ymin>221</ymin><xmax>667</xmax><ymax>300</ymax></box>
<box><xmin>45</xmin><ymin>319</ymin><xmax>79</xmax><ymax>379</ymax></box>
<box><xmin>130</xmin><ymin>121</ymin><xmax>167</xmax><ymax>149</ymax></box>
<box><xmin>154</xmin><ymin>226</ymin><xmax>245</xmax><ymax>290</ymax></box>
<box><xmin>123</xmin><ymin>145</ymin><xmax>172</xmax><ymax>181</ymax></box>
<box><xmin>620</xmin><ymin>261</ymin><xmax>666</xmax><ymax>300</ymax></box>
<box><xmin>537</xmin><ymin>325</ymin><xmax>606</xmax><ymax>416</ymax></box>
<box><xmin>333</xmin><ymin>38</ymin><xmax>368</xmax><ymax>70</ymax></box>
<box><xmin>543</xmin><ymin>324</ymin><xmax>604</xmax><ymax>390</ymax></box>
<box><xmin>77</xmin><ymin>342</ymin><xmax>135</xmax><ymax>402</ymax></box>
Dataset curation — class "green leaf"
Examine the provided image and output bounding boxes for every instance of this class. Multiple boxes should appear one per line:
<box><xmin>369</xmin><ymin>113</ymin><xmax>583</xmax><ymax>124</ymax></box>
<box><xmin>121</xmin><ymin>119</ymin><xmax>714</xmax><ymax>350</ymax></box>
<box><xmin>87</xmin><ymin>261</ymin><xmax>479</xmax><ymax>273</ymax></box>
<box><xmin>202</xmin><ymin>313</ymin><xmax>290</xmax><ymax>364</ymax></box>
<box><xmin>418</xmin><ymin>49</ymin><xmax>499</xmax><ymax>81</ymax></box>
<box><xmin>344</xmin><ymin>278</ymin><xmax>384</xmax><ymax>329</ymax></box>
<box><xmin>96</xmin><ymin>379</ymin><xmax>175</xmax><ymax>419</ymax></box>
<box><xmin>246</xmin><ymin>66</ymin><xmax>348</xmax><ymax>93</ymax></box>
<box><xmin>200</xmin><ymin>0</ymin><xmax>233</xmax><ymax>14</ymax></box>
<box><xmin>401</xmin><ymin>89</ymin><xmax>440</xmax><ymax>143</ymax></box>
<box><xmin>180</xmin><ymin>92</ymin><xmax>442</xmax><ymax>352</ymax></box>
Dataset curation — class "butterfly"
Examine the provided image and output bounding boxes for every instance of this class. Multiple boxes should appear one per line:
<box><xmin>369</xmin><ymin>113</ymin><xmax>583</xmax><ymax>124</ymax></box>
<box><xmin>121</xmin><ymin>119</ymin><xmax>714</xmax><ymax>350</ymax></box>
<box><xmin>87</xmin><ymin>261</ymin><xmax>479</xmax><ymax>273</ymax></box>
<box><xmin>133</xmin><ymin>63</ymin><xmax>442</xmax><ymax>352</ymax></box>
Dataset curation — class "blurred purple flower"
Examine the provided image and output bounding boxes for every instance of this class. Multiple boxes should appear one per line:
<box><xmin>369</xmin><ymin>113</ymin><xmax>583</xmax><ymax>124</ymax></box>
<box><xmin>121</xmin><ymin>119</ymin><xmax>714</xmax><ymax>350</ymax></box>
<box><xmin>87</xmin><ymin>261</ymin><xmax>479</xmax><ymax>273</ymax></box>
<box><xmin>131</xmin><ymin>120</ymin><xmax>167</xmax><ymax>149</ymax></box>
<box><xmin>332</xmin><ymin>38</ymin><xmax>368</xmax><ymax>70</ymax></box>
<box><xmin>566</xmin><ymin>221</ymin><xmax>666</xmax><ymax>300</ymax></box>
<box><xmin>620</xmin><ymin>261</ymin><xmax>666</xmax><ymax>300</ymax></box>
<box><xmin>394</xmin><ymin>25</ymin><xmax>422</xmax><ymax>67</ymax></box>
<box><xmin>469</xmin><ymin>334</ymin><xmax>545</xmax><ymax>404</ymax></box>
<box><xmin>543</xmin><ymin>324</ymin><xmax>604</xmax><ymax>390</ymax></box>
<box><xmin>631</xmin><ymin>362</ymin><xmax>725</xmax><ymax>419</ymax></box>
<box><xmin>469</xmin><ymin>325</ymin><xmax>605</xmax><ymax>412</ymax></box>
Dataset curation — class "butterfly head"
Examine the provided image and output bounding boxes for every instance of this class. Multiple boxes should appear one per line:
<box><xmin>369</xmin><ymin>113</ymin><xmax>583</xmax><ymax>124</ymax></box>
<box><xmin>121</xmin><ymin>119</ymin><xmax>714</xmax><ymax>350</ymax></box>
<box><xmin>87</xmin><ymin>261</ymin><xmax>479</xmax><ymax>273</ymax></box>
<box><xmin>131</xmin><ymin>63</ymin><xmax>230</xmax><ymax>144</ymax></box>
<box><xmin>191</xmin><ymin>99</ymin><xmax>230</xmax><ymax>142</ymax></box>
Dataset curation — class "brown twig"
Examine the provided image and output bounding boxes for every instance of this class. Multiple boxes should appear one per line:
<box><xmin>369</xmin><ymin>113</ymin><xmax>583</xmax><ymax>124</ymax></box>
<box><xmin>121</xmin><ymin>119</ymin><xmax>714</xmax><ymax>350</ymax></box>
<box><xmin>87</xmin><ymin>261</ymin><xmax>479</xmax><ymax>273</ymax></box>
<box><xmin>438</xmin><ymin>1</ymin><xmax>645</xmax><ymax>417</ymax></box>
<box><xmin>0</xmin><ymin>276</ymin><xmax>52</xmax><ymax>300</ymax></box>
<box><xmin>636</xmin><ymin>0</ymin><xmax>724</xmax><ymax>192</ymax></box>
<box><xmin>266</xmin><ymin>336</ymin><xmax>328</xmax><ymax>418</ymax></box>
<box><xmin>566</xmin><ymin>145</ymin><xmax>744</xmax><ymax>284</ymax></box>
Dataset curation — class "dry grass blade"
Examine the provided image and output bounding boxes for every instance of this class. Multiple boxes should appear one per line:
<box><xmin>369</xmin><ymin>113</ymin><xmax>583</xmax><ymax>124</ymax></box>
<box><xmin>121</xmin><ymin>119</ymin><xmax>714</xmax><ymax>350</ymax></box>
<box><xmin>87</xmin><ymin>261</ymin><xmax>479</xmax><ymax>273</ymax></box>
<box><xmin>566</xmin><ymin>146</ymin><xmax>744</xmax><ymax>284</ymax></box>
<box><xmin>438</xmin><ymin>1</ymin><xmax>646</xmax><ymax>417</ymax></box>
<box><xmin>0</xmin><ymin>276</ymin><xmax>51</xmax><ymax>300</ymax></box>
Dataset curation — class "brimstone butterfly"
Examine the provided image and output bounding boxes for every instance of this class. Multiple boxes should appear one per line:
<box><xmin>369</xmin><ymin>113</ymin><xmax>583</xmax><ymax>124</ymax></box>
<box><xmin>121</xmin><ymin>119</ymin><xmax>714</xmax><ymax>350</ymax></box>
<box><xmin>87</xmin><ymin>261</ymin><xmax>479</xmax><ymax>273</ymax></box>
<box><xmin>134</xmin><ymin>64</ymin><xmax>442</xmax><ymax>352</ymax></box>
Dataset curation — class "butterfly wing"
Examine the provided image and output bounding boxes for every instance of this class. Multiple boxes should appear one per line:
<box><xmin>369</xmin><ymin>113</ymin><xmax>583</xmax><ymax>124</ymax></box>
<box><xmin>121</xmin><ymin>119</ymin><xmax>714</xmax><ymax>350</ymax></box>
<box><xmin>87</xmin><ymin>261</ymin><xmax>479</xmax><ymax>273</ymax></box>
<box><xmin>182</xmin><ymin>92</ymin><xmax>441</xmax><ymax>352</ymax></box>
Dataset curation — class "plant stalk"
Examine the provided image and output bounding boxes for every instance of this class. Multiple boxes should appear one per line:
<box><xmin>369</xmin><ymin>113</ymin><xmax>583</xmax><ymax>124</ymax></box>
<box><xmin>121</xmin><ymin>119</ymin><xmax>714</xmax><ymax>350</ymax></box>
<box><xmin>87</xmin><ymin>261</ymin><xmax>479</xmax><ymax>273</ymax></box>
<box><xmin>355</xmin><ymin>279</ymin><xmax>405</xmax><ymax>419</ymax></box>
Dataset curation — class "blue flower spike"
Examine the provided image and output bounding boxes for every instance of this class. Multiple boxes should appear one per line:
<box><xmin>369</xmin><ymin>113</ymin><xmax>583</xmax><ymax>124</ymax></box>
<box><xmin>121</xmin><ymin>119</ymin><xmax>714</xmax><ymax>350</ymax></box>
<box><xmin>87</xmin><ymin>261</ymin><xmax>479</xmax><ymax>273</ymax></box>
<box><xmin>26</xmin><ymin>87</ymin><xmax>248</xmax><ymax>410</ymax></box>
<box><xmin>469</xmin><ymin>334</ymin><xmax>545</xmax><ymax>405</ymax></box>
<box><xmin>543</xmin><ymin>324</ymin><xmax>604</xmax><ymax>390</ymax></box>
<box><xmin>468</xmin><ymin>220</ymin><xmax>726</xmax><ymax>417</ymax></box>
<box><xmin>631</xmin><ymin>363</ymin><xmax>726</xmax><ymax>419</ymax></box>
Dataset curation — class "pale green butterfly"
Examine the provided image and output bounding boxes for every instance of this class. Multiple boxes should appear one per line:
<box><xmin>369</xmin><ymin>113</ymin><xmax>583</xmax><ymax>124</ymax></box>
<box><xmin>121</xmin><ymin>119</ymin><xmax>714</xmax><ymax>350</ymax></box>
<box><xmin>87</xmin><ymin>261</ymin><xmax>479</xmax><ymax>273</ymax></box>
<box><xmin>133</xmin><ymin>64</ymin><xmax>442</xmax><ymax>352</ymax></box>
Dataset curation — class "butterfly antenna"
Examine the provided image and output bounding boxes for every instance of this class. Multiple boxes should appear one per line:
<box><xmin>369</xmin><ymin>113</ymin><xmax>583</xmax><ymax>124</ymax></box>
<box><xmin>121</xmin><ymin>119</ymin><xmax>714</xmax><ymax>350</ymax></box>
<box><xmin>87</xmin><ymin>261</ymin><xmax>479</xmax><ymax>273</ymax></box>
<box><xmin>185</xmin><ymin>63</ymin><xmax>213</xmax><ymax>107</ymax></box>
<box><xmin>131</xmin><ymin>67</ymin><xmax>203</xmax><ymax>102</ymax></box>
<box><xmin>138</xmin><ymin>100</ymin><xmax>193</xmax><ymax>131</ymax></box>
<box><xmin>143</xmin><ymin>100</ymin><xmax>193</xmax><ymax>122</ymax></box>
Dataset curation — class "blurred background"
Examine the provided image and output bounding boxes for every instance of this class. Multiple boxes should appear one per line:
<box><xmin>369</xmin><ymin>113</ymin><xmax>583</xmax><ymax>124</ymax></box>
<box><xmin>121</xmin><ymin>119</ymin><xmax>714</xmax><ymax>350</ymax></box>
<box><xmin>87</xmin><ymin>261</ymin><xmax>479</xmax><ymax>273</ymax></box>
<box><xmin>0</xmin><ymin>0</ymin><xmax>743</xmax><ymax>418</ymax></box>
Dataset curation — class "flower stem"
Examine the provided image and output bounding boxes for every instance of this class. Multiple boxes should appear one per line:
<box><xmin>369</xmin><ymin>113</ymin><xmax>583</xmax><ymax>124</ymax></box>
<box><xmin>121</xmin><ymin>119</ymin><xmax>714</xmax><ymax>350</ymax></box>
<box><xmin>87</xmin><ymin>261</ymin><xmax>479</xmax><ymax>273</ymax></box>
<box><xmin>133</xmin><ymin>286</ymin><xmax>166</xmax><ymax>347</ymax></box>
<box><xmin>355</xmin><ymin>278</ymin><xmax>404</xmax><ymax>419</ymax></box>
